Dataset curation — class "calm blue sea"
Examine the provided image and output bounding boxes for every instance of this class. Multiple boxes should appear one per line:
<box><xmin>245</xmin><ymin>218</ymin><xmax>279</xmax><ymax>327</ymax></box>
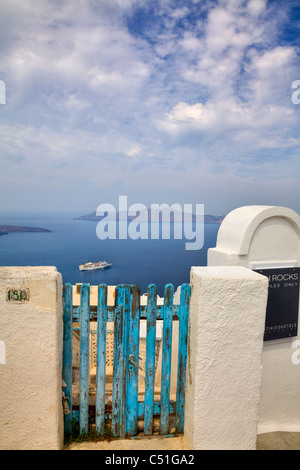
<box><xmin>0</xmin><ymin>213</ymin><xmax>220</xmax><ymax>296</ymax></box>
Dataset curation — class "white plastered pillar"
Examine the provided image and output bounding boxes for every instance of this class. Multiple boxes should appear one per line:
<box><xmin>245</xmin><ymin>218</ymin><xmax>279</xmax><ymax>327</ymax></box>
<box><xmin>184</xmin><ymin>266</ymin><xmax>268</xmax><ymax>450</ymax></box>
<box><xmin>0</xmin><ymin>267</ymin><xmax>64</xmax><ymax>450</ymax></box>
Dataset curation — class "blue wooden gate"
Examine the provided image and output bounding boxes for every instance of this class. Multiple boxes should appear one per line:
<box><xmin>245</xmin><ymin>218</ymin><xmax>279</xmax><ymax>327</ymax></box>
<box><xmin>63</xmin><ymin>282</ymin><xmax>190</xmax><ymax>439</ymax></box>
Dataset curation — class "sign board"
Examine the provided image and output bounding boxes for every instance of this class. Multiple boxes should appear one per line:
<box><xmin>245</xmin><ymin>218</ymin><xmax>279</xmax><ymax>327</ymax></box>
<box><xmin>254</xmin><ymin>267</ymin><xmax>300</xmax><ymax>341</ymax></box>
<box><xmin>6</xmin><ymin>287</ymin><xmax>30</xmax><ymax>303</ymax></box>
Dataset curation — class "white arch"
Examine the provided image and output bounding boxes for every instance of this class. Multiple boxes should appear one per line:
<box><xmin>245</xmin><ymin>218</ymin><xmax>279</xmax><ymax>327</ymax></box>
<box><xmin>216</xmin><ymin>206</ymin><xmax>300</xmax><ymax>255</ymax></box>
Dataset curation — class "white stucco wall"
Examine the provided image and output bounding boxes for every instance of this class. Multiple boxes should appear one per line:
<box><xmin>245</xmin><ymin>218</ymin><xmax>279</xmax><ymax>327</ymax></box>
<box><xmin>0</xmin><ymin>267</ymin><xmax>64</xmax><ymax>450</ymax></box>
<box><xmin>184</xmin><ymin>266</ymin><xmax>268</xmax><ymax>450</ymax></box>
<box><xmin>207</xmin><ymin>206</ymin><xmax>300</xmax><ymax>433</ymax></box>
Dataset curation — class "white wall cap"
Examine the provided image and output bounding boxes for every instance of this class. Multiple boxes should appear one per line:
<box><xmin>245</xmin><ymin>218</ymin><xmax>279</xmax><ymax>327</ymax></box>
<box><xmin>215</xmin><ymin>206</ymin><xmax>300</xmax><ymax>255</ymax></box>
<box><xmin>191</xmin><ymin>265</ymin><xmax>268</xmax><ymax>281</ymax></box>
<box><xmin>0</xmin><ymin>266</ymin><xmax>59</xmax><ymax>279</ymax></box>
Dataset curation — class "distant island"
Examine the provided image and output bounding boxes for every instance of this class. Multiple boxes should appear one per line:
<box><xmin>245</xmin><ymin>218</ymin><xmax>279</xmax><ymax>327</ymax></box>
<box><xmin>0</xmin><ymin>225</ymin><xmax>52</xmax><ymax>236</ymax></box>
<box><xmin>75</xmin><ymin>211</ymin><xmax>225</xmax><ymax>224</ymax></box>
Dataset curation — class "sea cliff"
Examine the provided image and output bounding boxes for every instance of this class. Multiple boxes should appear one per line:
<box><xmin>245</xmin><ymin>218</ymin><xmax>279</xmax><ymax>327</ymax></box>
<box><xmin>0</xmin><ymin>225</ymin><xmax>51</xmax><ymax>236</ymax></box>
<box><xmin>75</xmin><ymin>211</ymin><xmax>225</xmax><ymax>224</ymax></box>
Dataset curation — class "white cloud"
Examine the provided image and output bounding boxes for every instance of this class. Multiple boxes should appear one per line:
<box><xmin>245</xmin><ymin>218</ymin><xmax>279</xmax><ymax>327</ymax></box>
<box><xmin>247</xmin><ymin>0</ymin><xmax>267</xmax><ymax>16</ymax></box>
<box><xmin>158</xmin><ymin>101</ymin><xmax>217</xmax><ymax>135</ymax></box>
<box><xmin>0</xmin><ymin>0</ymin><xmax>299</xmax><ymax>213</ymax></box>
<box><xmin>170</xmin><ymin>7</ymin><xmax>190</xmax><ymax>20</ymax></box>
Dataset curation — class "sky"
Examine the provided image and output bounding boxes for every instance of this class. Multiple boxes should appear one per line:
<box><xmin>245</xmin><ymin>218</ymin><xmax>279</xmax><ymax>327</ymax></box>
<box><xmin>0</xmin><ymin>0</ymin><xmax>300</xmax><ymax>216</ymax></box>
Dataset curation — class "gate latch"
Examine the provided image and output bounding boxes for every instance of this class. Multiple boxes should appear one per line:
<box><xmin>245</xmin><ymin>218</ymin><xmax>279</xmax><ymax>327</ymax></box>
<box><xmin>128</xmin><ymin>355</ymin><xmax>144</xmax><ymax>371</ymax></box>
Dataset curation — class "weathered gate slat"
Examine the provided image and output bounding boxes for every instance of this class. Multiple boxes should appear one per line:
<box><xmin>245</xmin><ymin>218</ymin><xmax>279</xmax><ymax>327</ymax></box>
<box><xmin>126</xmin><ymin>285</ymin><xmax>141</xmax><ymax>436</ymax></box>
<box><xmin>63</xmin><ymin>283</ymin><xmax>73</xmax><ymax>436</ymax></box>
<box><xmin>122</xmin><ymin>285</ymin><xmax>131</xmax><ymax>437</ymax></box>
<box><xmin>175</xmin><ymin>283</ymin><xmax>191</xmax><ymax>434</ymax></box>
<box><xmin>160</xmin><ymin>284</ymin><xmax>174</xmax><ymax>435</ymax></box>
<box><xmin>79</xmin><ymin>284</ymin><xmax>90</xmax><ymax>434</ymax></box>
<box><xmin>112</xmin><ymin>285</ymin><xmax>131</xmax><ymax>438</ymax></box>
<box><xmin>143</xmin><ymin>284</ymin><xmax>157</xmax><ymax>435</ymax></box>
<box><xmin>95</xmin><ymin>284</ymin><xmax>108</xmax><ymax>435</ymax></box>
<box><xmin>111</xmin><ymin>284</ymin><xmax>124</xmax><ymax>437</ymax></box>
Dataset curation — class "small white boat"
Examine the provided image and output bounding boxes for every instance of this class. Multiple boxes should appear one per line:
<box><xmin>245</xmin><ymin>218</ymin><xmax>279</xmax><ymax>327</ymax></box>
<box><xmin>79</xmin><ymin>261</ymin><xmax>112</xmax><ymax>271</ymax></box>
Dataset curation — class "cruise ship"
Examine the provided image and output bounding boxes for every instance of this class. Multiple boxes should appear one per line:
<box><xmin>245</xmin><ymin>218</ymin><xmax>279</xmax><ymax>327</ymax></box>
<box><xmin>79</xmin><ymin>261</ymin><xmax>112</xmax><ymax>271</ymax></box>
